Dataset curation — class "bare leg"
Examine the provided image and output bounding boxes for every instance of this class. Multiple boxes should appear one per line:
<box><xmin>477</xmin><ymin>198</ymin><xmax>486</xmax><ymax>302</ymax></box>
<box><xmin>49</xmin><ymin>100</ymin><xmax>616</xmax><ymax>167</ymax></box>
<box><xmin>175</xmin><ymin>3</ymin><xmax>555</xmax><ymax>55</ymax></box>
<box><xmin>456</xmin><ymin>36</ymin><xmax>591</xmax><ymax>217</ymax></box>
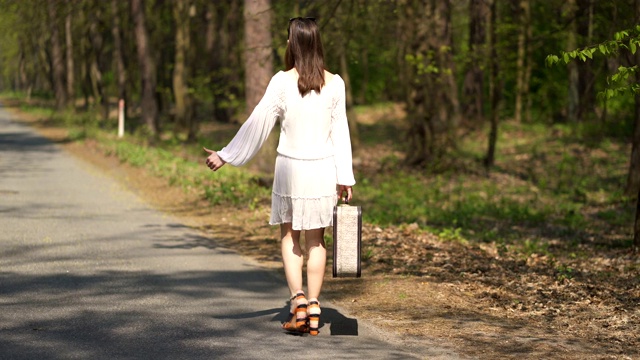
<box><xmin>305</xmin><ymin>227</ymin><xmax>326</xmax><ymax>300</ymax></box>
<box><xmin>280</xmin><ymin>223</ymin><xmax>303</xmax><ymax>297</ymax></box>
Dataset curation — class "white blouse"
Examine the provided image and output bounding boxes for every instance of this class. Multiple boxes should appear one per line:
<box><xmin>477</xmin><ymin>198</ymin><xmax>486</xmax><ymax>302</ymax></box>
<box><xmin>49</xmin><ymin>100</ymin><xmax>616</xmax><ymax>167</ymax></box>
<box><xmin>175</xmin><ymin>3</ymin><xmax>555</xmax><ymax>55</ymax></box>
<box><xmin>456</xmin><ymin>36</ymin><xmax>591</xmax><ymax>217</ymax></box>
<box><xmin>217</xmin><ymin>71</ymin><xmax>356</xmax><ymax>186</ymax></box>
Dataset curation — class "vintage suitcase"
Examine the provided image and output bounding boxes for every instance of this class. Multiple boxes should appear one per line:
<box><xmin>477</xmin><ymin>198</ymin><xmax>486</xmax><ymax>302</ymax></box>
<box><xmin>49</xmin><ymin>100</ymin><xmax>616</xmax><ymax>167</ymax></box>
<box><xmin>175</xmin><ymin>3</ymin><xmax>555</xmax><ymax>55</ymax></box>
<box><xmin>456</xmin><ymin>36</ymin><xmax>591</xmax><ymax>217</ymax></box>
<box><xmin>332</xmin><ymin>203</ymin><xmax>362</xmax><ymax>278</ymax></box>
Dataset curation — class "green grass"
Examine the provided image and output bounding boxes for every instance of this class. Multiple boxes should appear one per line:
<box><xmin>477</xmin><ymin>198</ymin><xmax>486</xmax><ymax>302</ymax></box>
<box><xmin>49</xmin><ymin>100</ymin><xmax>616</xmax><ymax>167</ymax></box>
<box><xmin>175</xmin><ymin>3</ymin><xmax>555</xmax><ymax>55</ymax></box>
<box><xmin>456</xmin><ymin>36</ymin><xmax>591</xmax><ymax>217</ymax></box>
<box><xmin>356</xmin><ymin>118</ymin><xmax>633</xmax><ymax>249</ymax></box>
<box><xmin>99</xmin><ymin>138</ymin><xmax>270</xmax><ymax>208</ymax></box>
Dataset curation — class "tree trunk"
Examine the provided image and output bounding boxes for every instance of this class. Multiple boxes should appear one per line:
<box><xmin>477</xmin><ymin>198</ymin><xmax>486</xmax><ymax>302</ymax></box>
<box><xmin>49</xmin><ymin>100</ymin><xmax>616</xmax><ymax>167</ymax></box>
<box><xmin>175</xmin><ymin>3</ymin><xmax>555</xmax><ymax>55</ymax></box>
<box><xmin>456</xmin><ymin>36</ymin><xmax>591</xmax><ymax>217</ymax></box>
<box><xmin>204</xmin><ymin>3</ymin><xmax>225</xmax><ymax>122</ymax></box>
<box><xmin>65</xmin><ymin>1</ymin><xmax>74</xmax><ymax>108</ymax></box>
<box><xmin>514</xmin><ymin>0</ymin><xmax>530</xmax><ymax>123</ymax></box>
<box><xmin>79</xmin><ymin>33</ymin><xmax>91</xmax><ymax>110</ymax></box>
<box><xmin>172</xmin><ymin>0</ymin><xmax>192</xmax><ymax>136</ymax></box>
<box><xmin>629</xmin><ymin>0</ymin><xmax>640</xmax><ymax>252</ymax></box>
<box><xmin>358</xmin><ymin>46</ymin><xmax>369</xmax><ymax>104</ymax></box>
<box><xmin>633</xmin><ymin>184</ymin><xmax>640</xmax><ymax>252</ymax></box>
<box><xmin>243</xmin><ymin>0</ymin><xmax>273</xmax><ymax>112</ymax></box>
<box><xmin>403</xmin><ymin>0</ymin><xmax>432</xmax><ymax>165</ymax></box>
<box><xmin>433</xmin><ymin>0</ymin><xmax>461</xmax><ymax>151</ymax></box>
<box><xmin>566</xmin><ymin>0</ymin><xmax>579</xmax><ymax>122</ymax></box>
<box><xmin>243</xmin><ymin>0</ymin><xmax>275</xmax><ymax>173</ymax></box>
<box><xmin>131</xmin><ymin>0</ymin><xmax>159</xmax><ymax>137</ymax></box>
<box><xmin>339</xmin><ymin>38</ymin><xmax>360</xmax><ymax>153</ymax></box>
<box><xmin>210</xmin><ymin>0</ymin><xmax>241</xmax><ymax>123</ymax></box>
<box><xmin>112</xmin><ymin>0</ymin><xmax>127</xmax><ymax>111</ymax></box>
<box><xmin>462</xmin><ymin>0</ymin><xmax>487</xmax><ymax>125</ymax></box>
<box><xmin>626</xmin><ymin>0</ymin><xmax>640</xmax><ymax>197</ymax></box>
<box><xmin>523</xmin><ymin>2</ymin><xmax>533</xmax><ymax>123</ymax></box>
<box><xmin>47</xmin><ymin>0</ymin><xmax>67</xmax><ymax>109</ymax></box>
<box><xmin>88</xmin><ymin>9</ymin><xmax>108</xmax><ymax>120</ymax></box>
<box><xmin>402</xmin><ymin>0</ymin><xmax>461</xmax><ymax>165</ymax></box>
<box><xmin>576</xmin><ymin>0</ymin><xmax>595</xmax><ymax>122</ymax></box>
<box><xmin>484</xmin><ymin>0</ymin><xmax>500</xmax><ymax>171</ymax></box>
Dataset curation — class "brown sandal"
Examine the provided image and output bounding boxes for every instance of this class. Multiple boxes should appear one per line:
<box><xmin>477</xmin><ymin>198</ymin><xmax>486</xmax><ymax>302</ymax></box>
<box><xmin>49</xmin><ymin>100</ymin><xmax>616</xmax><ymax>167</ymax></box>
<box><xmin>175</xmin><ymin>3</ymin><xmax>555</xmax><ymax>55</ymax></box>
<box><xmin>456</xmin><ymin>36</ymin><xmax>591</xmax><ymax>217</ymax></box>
<box><xmin>282</xmin><ymin>292</ymin><xmax>308</xmax><ymax>333</ymax></box>
<box><xmin>308</xmin><ymin>299</ymin><xmax>321</xmax><ymax>336</ymax></box>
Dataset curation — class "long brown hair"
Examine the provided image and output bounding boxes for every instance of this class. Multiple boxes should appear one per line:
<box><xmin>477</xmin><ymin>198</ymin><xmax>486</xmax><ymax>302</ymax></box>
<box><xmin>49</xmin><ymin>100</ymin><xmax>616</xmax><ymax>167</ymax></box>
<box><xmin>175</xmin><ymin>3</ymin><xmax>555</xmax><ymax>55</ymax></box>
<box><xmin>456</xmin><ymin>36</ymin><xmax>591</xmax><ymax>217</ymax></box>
<box><xmin>285</xmin><ymin>17</ymin><xmax>325</xmax><ymax>96</ymax></box>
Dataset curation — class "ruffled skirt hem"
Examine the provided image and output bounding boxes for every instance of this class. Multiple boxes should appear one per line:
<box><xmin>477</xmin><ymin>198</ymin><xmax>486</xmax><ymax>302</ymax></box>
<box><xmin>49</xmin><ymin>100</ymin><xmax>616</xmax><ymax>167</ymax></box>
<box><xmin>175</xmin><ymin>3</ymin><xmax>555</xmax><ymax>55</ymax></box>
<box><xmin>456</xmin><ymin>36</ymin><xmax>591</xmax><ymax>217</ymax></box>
<box><xmin>270</xmin><ymin>193</ymin><xmax>338</xmax><ymax>230</ymax></box>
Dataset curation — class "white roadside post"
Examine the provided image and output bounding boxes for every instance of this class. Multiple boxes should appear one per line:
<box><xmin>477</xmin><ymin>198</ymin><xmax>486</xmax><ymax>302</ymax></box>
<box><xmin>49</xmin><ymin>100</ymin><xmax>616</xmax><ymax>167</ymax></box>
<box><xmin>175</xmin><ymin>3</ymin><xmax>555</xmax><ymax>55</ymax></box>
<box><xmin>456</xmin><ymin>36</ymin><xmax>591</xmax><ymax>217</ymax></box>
<box><xmin>117</xmin><ymin>99</ymin><xmax>125</xmax><ymax>138</ymax></box>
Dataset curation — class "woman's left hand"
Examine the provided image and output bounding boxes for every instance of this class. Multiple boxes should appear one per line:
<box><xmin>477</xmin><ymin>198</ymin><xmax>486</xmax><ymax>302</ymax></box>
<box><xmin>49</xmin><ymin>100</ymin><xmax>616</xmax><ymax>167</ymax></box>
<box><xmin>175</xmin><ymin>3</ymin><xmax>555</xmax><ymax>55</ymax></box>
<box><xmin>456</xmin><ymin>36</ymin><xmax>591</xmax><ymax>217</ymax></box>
<box><xmin>338</xmin><ymin>185</ymin><xmax>353</xmax><ymax>203</ymax></box>
<box><xmin>204</xmin><ymin>147</ymin><xmax>226</xmax><ymax>171</ymax></box>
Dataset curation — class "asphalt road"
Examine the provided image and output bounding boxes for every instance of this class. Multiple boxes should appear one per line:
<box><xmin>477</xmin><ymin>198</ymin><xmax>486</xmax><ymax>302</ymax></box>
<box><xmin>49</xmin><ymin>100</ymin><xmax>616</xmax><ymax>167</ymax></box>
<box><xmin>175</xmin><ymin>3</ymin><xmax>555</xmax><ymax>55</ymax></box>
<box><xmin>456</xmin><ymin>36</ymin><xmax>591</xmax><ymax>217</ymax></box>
<box><xmin>0</xmin><ymin>104</ymin><xmax>465</xmax><ymax>360</ymax></box>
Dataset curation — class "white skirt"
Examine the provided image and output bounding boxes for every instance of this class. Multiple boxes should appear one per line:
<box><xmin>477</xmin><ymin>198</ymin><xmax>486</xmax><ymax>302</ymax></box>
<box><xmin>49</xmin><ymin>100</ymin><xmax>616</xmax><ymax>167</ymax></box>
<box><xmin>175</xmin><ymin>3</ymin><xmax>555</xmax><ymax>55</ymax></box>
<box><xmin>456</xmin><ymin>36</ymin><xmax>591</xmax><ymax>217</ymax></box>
<box><xmin>270</xmin><ymin>154</ymin><xmax>338</xmax><ymax>230</ymax></box>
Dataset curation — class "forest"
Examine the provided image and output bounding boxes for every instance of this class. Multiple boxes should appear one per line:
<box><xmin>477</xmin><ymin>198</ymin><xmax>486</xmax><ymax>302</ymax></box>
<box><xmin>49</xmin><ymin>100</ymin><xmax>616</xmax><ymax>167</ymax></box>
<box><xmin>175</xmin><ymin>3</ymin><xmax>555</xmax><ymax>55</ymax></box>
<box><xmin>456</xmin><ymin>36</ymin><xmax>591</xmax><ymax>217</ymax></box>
<box><xmin>0</xmin><ymin>1</ymin><xmax>639</xmax><ymax>357</ymax></box>
<box><xmin>2</xmin><ymin>0</ymin><xmax>639</xmax><ymax>243</ymax></box>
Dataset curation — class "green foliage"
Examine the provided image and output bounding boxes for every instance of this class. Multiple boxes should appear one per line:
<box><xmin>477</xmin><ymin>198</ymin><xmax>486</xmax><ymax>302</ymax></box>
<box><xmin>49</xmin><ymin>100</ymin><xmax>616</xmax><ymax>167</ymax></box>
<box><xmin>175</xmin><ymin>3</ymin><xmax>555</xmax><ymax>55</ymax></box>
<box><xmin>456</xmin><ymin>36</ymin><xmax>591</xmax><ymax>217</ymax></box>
<box><xmin>555</xmin><ymin>264</ymin><xmax>575</xmax><ymax>281</ymax></box>
<box><xmin>547</xmin><ymin>26</ymin><xmax>640</xmax><ymax>101</ymax></box>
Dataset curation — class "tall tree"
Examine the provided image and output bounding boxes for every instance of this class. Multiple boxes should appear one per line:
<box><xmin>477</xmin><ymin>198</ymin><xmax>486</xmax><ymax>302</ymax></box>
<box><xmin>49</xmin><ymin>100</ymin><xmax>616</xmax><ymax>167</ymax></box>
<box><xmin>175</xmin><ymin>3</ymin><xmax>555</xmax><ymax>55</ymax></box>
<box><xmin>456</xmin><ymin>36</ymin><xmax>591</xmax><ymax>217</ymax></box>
<box><xmin>335</xmin><ymin>0</ymin><xmax>360</xmax><ymax>152</ymax></box>
<box><xmin>111</xmin><ymin>0</ymin><xmax>127</xmax><ymax>110</ymax></box>
<box><xmin>172</xmin><ymin>0</ymin><xmax>192</xmax><ymax>137</ymax></box>
<box><xmin>514</xmin><ymin>0</ymin><xmax>531</xmax><ymax>123</ymax></box>
<box><xmin>576</xmin><ymin>0</ymin><xmax>595</xmax><ymax>121</ymax></box>
<box><xmin>484</xmin><ymin>0</ymin><xmax>500</xmax><ymax>170</ymax></box>
<box><xmin>632</xmin><ymin>0</ymin><xmax>640</xmax><ymax>252</ymax></box>
<box><xmin>208</xmin><ymin>0</ymin><xmax>241</xmax><ymax>123</ymax></box>
<box><xmin>47</xmin><ymin>0</ymin><xmax>67</xmax><ymax>109</ymax></box>
<box><xmin>65</xmin><ymin>0</ymin><xmax>74</xmax><ymax>107</ymax></box>
<box><xmin>243</xmin><ymin>0</ymin><xmax>273</xmax><ymax>112</ymax></box>
<box><xmin>403</xmin><ymin>0</ymin><xmax>461</xmax><ymax>165</ymax></box>
<box><xmin>131</xmin><ymin>0</ymin><xmax>159</xmax><ymax>136</ymax></box>
<box><xmin>566</xmin><ymin>0</ymin><xmax>580</xmax><ymax>122</ymax></box>
<box><xmin>88</xmin><ymin>6</ymin><xmax>108</xmax><ymax>120</ymax></box>
<box><xmin>463</xmin><ymin>0</ymin><xmax>488</xmax><ymax>125</ymax></box>
<box><xmin>243</xmin><ymin>0</ymin><xmax>275</xmax><ymax>172</ymax></box>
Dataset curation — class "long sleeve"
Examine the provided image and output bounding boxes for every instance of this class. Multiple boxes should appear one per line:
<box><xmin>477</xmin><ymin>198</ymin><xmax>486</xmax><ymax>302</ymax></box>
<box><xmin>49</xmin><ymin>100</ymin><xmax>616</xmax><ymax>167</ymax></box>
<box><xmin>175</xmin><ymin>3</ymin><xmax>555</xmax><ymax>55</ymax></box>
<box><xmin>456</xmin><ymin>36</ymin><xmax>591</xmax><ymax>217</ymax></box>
<box><xmin>217</xmin><ymin>73</ymin><xmax>284</xmax><ymax>166</ymax></box>
<box><xmin>330</xmin><ymin>77</ymin><xmax>356</xmax><ymax>186</ymax></box>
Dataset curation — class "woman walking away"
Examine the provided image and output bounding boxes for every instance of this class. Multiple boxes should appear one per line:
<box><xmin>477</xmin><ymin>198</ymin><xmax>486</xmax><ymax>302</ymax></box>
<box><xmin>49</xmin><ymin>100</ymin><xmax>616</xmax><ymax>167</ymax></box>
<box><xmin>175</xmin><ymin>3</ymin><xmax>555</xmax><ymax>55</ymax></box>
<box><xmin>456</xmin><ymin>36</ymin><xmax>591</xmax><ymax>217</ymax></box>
<box><xmin>203</xmin><ymin>17</ymin><xmax>356</xmax><ymax>336</ymax></box>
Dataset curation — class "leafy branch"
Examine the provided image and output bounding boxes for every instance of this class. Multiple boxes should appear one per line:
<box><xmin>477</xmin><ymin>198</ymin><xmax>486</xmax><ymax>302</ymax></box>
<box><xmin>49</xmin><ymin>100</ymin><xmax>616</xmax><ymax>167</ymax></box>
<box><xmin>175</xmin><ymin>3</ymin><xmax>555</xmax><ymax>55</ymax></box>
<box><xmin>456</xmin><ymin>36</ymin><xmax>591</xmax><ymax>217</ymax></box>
<box><xmin>546</xmin><ymin>25</ymin><xmax>640</xmax><ymax>100</ymax></box>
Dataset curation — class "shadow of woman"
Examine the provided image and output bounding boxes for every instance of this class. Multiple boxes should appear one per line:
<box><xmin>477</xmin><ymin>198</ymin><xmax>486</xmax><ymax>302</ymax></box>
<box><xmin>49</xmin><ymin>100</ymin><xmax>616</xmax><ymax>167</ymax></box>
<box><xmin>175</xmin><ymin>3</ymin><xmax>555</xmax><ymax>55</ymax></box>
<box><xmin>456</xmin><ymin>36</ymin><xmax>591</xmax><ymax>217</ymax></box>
<box><xmin>272</xmin><ymin>305</ymin><xmax>359</xmax><ymax>336</ymax></box>
<box><xmin>213</xmin><ymin>304</ymin><xmax>359</xmax><ymax>336</ymax></box>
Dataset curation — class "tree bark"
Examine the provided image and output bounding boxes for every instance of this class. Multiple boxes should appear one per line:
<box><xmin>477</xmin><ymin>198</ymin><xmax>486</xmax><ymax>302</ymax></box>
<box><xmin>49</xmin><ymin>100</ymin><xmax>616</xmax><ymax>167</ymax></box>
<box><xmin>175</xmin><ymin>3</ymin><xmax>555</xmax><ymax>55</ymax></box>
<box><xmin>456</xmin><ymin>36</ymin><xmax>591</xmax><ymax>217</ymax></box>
<box><xmin>210</xmin><ymin>0</ymin><xmax>241</xmax><ymax>123</ymax></box>
<box><xmin>204</xmin><ymin>3</ymin><xmax>225</xmax><ymax>122</ymax></box>
<box><xmin>462</xmin><ymin>0</ymin><xmax>487</xmax><ymax>125</ymax></box>
<box><xmin>634</xmin><ymin>185</ymin><xmax>640</xmax><ymax>252</ymax></box>
<box><xmin>403</xmin><ymin>0</ymin><xmax>432</xmax><ymax>165</ymax></box>
<box><xmin>566</xmin><ymin>0</ymin><xmax>579</xmax><ymax>122</ymax></box>
<box><xmin>243</xmin><ymin>0</ymin><xmax>275</xmax><ymax>173</ymax></box>
<box><xmin>47</xmin><ymin>0</ymin><xmax>67</xmax><ymax>109</ymax></box>
<box><xmin>484</xmin><ymin>0</ymin><xmax>500</xmax><ymax>170</ymax></box>
<box><xmin>65</xmin><ymin>1</ymin><xmax>74</xmax><ymax>108</ymax></box>
<box><xmin>630</xmin><ymin>0</ymin><xmax>640</xmax><ymax>251</ymax></box>
<box><xmin>339</xmin><ymin>38</ymin><xmax>360</xmax><ymax>153</ymax></box>
<box><xmin>523</xmin><ymin>2</ymin><xmax>533</xmax><ymax>123</ymax></box>
<box><xmin>88</xmin><ymin>8</ymin><xmax>108</xmax><ymax>120</ymax></box>
<box><xmin>433</xmin><ymin>0</ymin><xmax>461</xmax><ymax>153</ymax></box>
<box><xmin>172</xmin><ymin>0</ymin><xmax>192</xmax><ymax>135</ymax></box>
<box><xmin>112</xmin><ymin>0</ymin><xmax>127</xmax><ymax>110</ymax></box>
<box><xmin>576</xmin><ymin>0</ymin><xmax>595</xmax><ymax>122</ymax></box>
<box><xmin>626</xmin><ymin>0</ymin><xmax>640</xmax><ymax>197</ymax></box>
<box><xmin>243</xmin><ymin>0</ymin><xmax>273</xmax><ymax>112</ymax></box>
<box><xmin>131</xmin><ymin>0</ymin><xmax>159</xmax><ymax>136</ymax></box>
<box><xmin>514</xmin><ymin>0</ymin><xmax>530</xmax><ymax>123</ymax></box>
<box><xmin>402</xmin><ymin>0</ymin><xmax>461</xmax><ymax>165</ymax></box>
<box><xmin>336</xmin><ymin>1</ymin><xmax>360</xmax><ymax>152</ymax></box>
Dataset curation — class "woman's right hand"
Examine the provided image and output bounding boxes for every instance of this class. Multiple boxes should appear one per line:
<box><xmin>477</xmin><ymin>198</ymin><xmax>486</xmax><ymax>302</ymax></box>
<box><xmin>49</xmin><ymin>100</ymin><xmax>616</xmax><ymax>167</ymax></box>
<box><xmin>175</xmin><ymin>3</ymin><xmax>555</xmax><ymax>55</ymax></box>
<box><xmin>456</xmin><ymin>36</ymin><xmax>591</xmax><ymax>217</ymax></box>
<box><xmin>338</xmin><ymin>185</ymin><xmax>353</xmax><ymax>203</ymax></box>
<box><xmin>204</xmin><ymin>147</ymin><xmax>226</xmax><ymax>172</ymax></box>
